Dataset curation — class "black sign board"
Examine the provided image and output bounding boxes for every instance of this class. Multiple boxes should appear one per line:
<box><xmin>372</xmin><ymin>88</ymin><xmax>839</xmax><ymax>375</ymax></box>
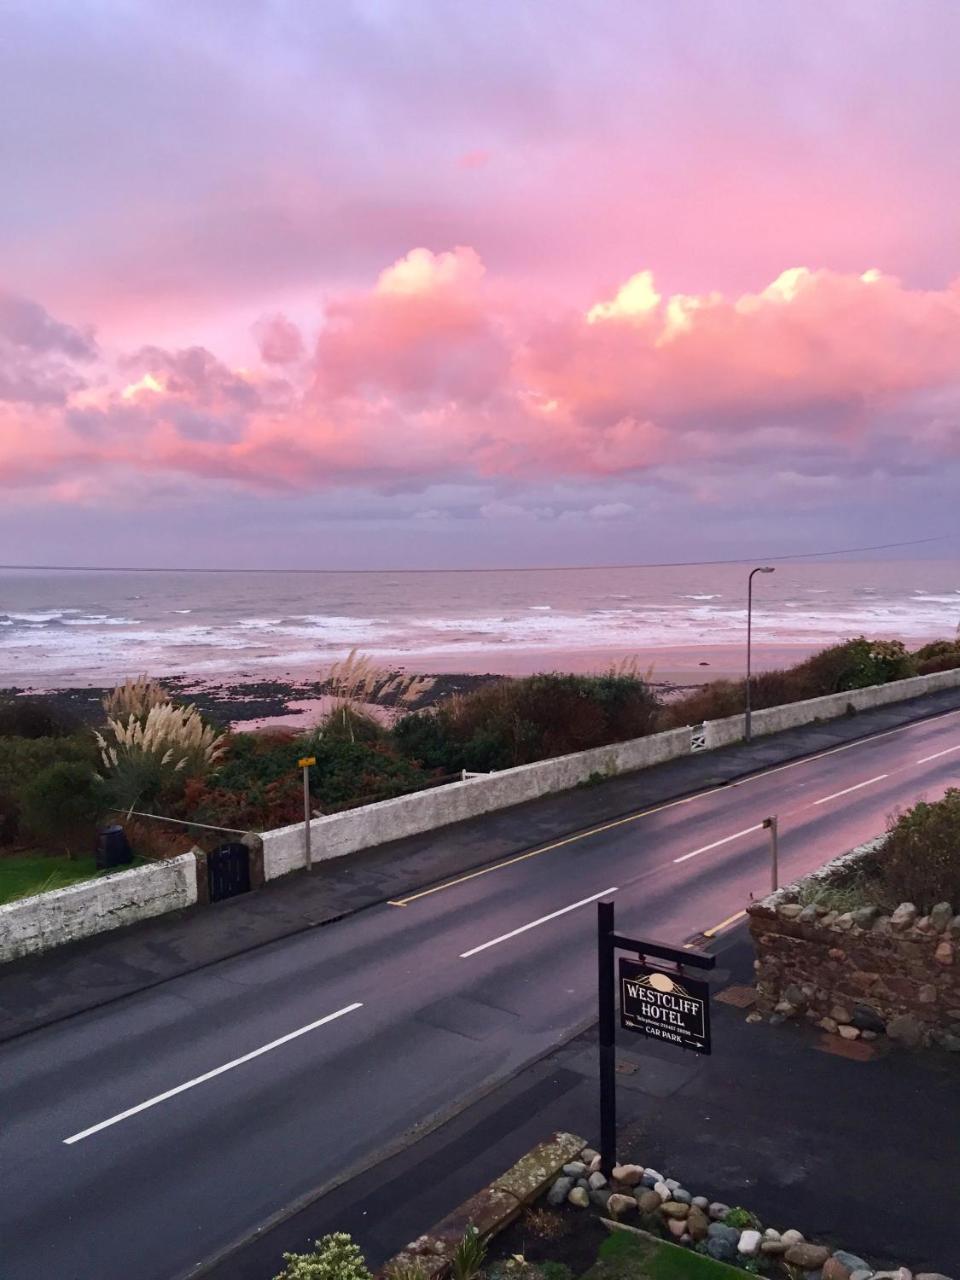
<box><xmin>619</xmin><ymin>957</ymin><xmax>711</xmax><ymax>1055</ymax></box>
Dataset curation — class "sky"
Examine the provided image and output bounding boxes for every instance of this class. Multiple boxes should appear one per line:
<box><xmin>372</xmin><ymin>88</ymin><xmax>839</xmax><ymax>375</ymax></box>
<box><xmin>2</xmin><ymin>0</ymin><xmax>959</xmax><ymax>570</ymax></box>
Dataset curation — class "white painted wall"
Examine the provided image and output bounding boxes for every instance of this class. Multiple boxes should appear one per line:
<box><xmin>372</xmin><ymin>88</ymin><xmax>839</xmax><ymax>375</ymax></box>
<box><xmin>262</xmin><ymin>726</ymin><xmax>693</xmax><ymax>879</ymax></box>
<box><xmin>0</xmin><ymin>852</ymin><xmax>197</xmax><ymax>963</ymax></box>
<box><xmin>703</xmin><ymin>664</ymin><xmax>960</xmax><ymax>750</ymax></box>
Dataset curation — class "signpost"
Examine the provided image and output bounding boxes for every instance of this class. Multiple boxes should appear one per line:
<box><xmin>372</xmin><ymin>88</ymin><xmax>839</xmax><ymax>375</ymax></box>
<box><xmin>597</xmin><ymin>899</ymin><xmax>715</xmax><ymax>1175</ymax></box>
<box><xmin>763</xmin><ymin>815</ymin><xmax>779</xmax><ymax>891</ymax></box>
<box><xmin>297</xmin><ymin>756</ymin><xmax>316</xmax><ymax>871</ymax></box>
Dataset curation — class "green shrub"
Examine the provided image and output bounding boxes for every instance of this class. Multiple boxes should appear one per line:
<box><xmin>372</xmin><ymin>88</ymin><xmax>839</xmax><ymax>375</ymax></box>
<box><xmin>723</xmin><ymin>1206</ymin><xmax>760</xmax><ymax>1230</ymax></box>
<box><xmin>0</xmin><ymin>734</ymin><xmax>98</xmax><ymax>844</ymax></box>
<box><xmin>274</xmin><ymin>1233</ymin><xmax>372</xmax><ymax>1280</ymax></box>
<box><xmin>19</xmin><ymin>761</ymin><xmax>105</xmax><ymax>857</ymax></box>
<box><xmin>914</xmin><ymin>639</ymin><xmax>960</xmax><ymax>661</ymax></box>
<box><xmin>0</xmin><ymin>697</ymin><xmax>80</xmax><ymax>738</ymax></box>
<box><xmin>396</xmin><ymin>672</ymin><xmax>660</xmax><ymax>771</ymax></box>
<box><xmin>918</xmin><ymin>650</ymin><xmax>960</xmax><ymax>675</ymax></box>
<box><xmin>878</xmin><ymin>789</ymin><xmax>960</xmax><ymax>911</ymax></box>
<box><xmin>451</xmin><ymin>1226</ymin><xmax>487</xmax><ymax>1280</ymax></box>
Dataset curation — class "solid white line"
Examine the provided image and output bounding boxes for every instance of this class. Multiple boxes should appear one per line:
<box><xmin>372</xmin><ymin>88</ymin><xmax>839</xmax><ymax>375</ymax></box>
<box><xmin>459</xmin><ymin>888</ymin><xmax>618</xmax><ymax>959</ymax></box>
<box><xmin>916</xmin><ymin>744</ymin><xmax>960</xmax><ymax>764</ymax></box>
<box><xmin>813</xmin><ymin>775</ymin><xmax>888</xmax><ymax>806</ymax></box>
<box><xmin>672</xmin><ymin>823</ymin><xmax>763</xmax><ymax>865</ymax></box>
<box><xmin>63</xmin><ymin>1003</ymin><xmax>363</xmax><ymax>1145</ymax></box>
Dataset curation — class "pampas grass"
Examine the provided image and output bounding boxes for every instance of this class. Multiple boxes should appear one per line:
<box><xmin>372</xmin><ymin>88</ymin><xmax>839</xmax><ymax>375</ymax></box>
<box><xmin>95</xmin><ymin>702</ymin><xmax>227</xmax><ymax>776</ymax></box>
<box><xmin>102</xmin><ymin>674</ymin><xmax>169</xmax><ymax>721</ymax></box>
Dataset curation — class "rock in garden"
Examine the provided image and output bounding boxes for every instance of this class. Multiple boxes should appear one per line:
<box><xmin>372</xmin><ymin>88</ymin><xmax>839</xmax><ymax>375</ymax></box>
<box><xmin>834</xmin><ymin>912</ymin><xmax>855</xmax><ymax>930</ymax></box>
<box><xmin>919</xmin><ymin>984</ymin><xmax>937</xmax><ymax>1003</ymax></box>
<box><xmin>611</xmin><ymin>1163</ymin><xmax>643</xmax><ymax>1186</ymax></box>
<box><xmin>764</xmin><ymin>1229</ymin><xmax>781</xmax><ymax>1240</ymax></box>
<box><xmin>861</xmin><ymin>1030</ymin><xmax>878</xmax><ymax>1041</ymax></box>
<box><xmin>830</xmin><ymin>1004</ymin><xmax>852</xmax><ymax>1024</ymax></box>
<box><xmin>762</xmin><ymin>1241</ymin><xmax>788</xmax><ymax>1255</ymax></box>
<box><xmin>824</xmin><ymin>1255</ymin><xmax>864</xmax><ymax>1280</ymax></box>
<box><xmin>779</xmin><ymin>903</ymin><xmax>804</xmax><ymax>919</ymax></box>
<box><xmin>709</xmin><ymin>1202</ymin><xmax>732</xmax><ymax>1220</ymax></box>
<box><xmin>692</xmin><ymin>1195</ymin><xmax>710</xmax><ymax>1210</ymax></box>
<box><xmin>851</xmin><ymin>1005</ymin><xmax>886</xmax><ymax>1033</ymax></box>
<box><xmin>708</xmin><ymin>1224</ymin><xmax>741</xmax><ymax>1245</ymax></box>
<box><xmin>706</xmin><ymin>1235</ymin><xmax>738</xmax><ymax>1263</ymax></box>
<box><xmin>781</xmin><ymin>1229</ymin><xmax>805</xmax><ymax>1246</ymax></box>
<box><xmin>799</xmin><ymin>905</ymin><xmax>819</xmax><ymax>923</ymax></box>
<box><xmin>576</xmin><ymin>1178</ymin><xmax>590</xmax><ymax>1190</ymax></box>
<box><xmin>644</xmin><ymin>1167</ymin><xmax>664</xmax><ymax>1183</ymax></box>
<box><xmin>935</xmin><ymin>941</ymin><xmax>954</xmax><ymax>966</ymax></box>
<box><xmin>547</xmin><ymin>1177</ymin><xmax>574</xmax><ymax>1206</ymax></box>
<box><xmin>785</xmin><ymin>1243</ymin><xmax>831</xmax><ymax>1268</ymax></box>
<box><xmin>563</xmin><ymin>1162</ymin><xmax>586</xmax><ymax>1177</ymax></box>
<box><xmin>871</xmin><ymin>1270</ymin><xmax>912</xmax><ymax>1280</ymax></box>
<box><xmin>588</xmin><ymin>1171</ymin><xmax>608</xmax><ymax>1189</ymax></box>
<box><xmin>916</xmin><ymin>915</ymin><xmax>934</xmax><ymax>933</ymax></box>
<box><xmin>637</xmin><ymin>1190</ymin><xmax>663</xmax><ymax>1214</ymax></box>
<box><xmin>738</xmin><ymin>1230</ymin><xmax>763</xmax><ymax>1257</ymax></box>
<box><xmin>831</xmin><ymin>1251</ymin><xmax>872</xmax><ymax>1275</ymax></box>
<box><xmin>930</xmin><ymin>902</ymin><xmax>954</xmax><ymax>931</ymax></box>
<box><xmin>581</xmin><ymin>1148</ymin><xmax>599</xmax><ymax>1163</ymax></box>
<box><xmin>667</xmin><ymin>1218</ymin><xmax>687</xmax><ymax>1240</ymax></box>
<box><xmin>950</xmin><ymin>916</ymin><xmax>960</xmax><ymax>936</ymax></box>
<box><xmin>660</xmin><ymin>1201</ymin><xmax>690</xmax><ymax>1219</ymax></box>
<box><xmin>687</xmin><ymin>1207</ymin><xmax>709</xmax><ymax>1241</ymax></box>
<box><xmin>890</xmin><ymin>903</ymin><xmax>917</xmax><ymax>930</ymax></box>
<box><xmin>887</xmin><ymin>1014</ymin><xmax>923</xmax><ymax>1047</ymax></box>
<box><xmin>590</xmin><ymin>1188</ymin><xmax>611</xmax><ymax>1209</ymax></box>
<box><xmin>852</xmin><ymin>906</ymin><xmax>879</xmax><ymax>928</ymax></box>
<box><xmin>938</xmin><ymin>1032</ymin><xmax>960</xmax><ymax>1051</ymax></box>
<box><xmin>819</xmin><ymin>1017</ymin><xmax>840</xmax><ymax>1033</ymax></box>
<box><xmin>588</xmin><ymin>1154</ymin><xmax>603</xmax><ymax>1172</ymax></box>
<box><xmin>665</xmin><ymin>1177</ymin><xmax>680</xmax><ymax>1190</ymax></box>
<box><xmin>838</xmin><ymin>1024</ymin><xmax>860</xmax><ymax>1040</ymax></box>
<box><xmin>567</xmin><ymin>1187</ymin><xmax>589</xmax><ymax>1208</ymax></box>
<box><xmin>672</xmin><ymin>1188</ymin><xmax>692</xmax><ymax>1204</ymax></box>
<box><xmin>915</xmin><ymin>1274</ymin><xmax>953</xmax><ymax>1280</ymax></box>
<box><xmin>653</xmin><ymin>1181</ymin><xmax>671</xmax><ymax>1201</ymax></box>
<box><xmin>606</xmin><ymin>1193</ymin><xmax>636</xmax><ymax>1218</ymax></box>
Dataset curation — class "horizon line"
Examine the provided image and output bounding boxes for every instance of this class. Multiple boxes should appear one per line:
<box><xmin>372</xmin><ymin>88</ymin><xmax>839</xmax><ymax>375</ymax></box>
<box><xmin>0</xmin><ymin>535</ymin><xmax>950</xmax><ymax>575</ymax></box>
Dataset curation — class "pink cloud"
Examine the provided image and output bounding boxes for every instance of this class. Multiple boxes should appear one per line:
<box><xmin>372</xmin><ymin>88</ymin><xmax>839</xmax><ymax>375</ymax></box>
<box><xmin>2</xmin><ymin>252</ymin><xmax>960</xmax><ymax>499</ymax></box>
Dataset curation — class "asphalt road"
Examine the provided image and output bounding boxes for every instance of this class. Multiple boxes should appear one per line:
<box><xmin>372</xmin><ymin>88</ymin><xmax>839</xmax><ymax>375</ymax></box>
<box><xmin>3</xmin><ymin>707</ymin><xmax>960</xmax><ymax>1280</ymax></box>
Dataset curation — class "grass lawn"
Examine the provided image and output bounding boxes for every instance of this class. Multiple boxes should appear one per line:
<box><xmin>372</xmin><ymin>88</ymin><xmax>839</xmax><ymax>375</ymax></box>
<box><xmin>588</xmin><ymin>1229</ymin><xmax>747</xmax><ymax>1280</ymax></box>
<box><xmin>0</xmin><ymin>853</ymin><xmax>103</xmax><ymax>905</ymax></box>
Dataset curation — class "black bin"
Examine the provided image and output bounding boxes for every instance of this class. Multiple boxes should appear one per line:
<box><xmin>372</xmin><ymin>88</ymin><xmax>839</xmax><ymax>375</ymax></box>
<box><xmin>96</xmin><ymin>824</ymin><xmax>133</xmax><ymax>870</ymax></box>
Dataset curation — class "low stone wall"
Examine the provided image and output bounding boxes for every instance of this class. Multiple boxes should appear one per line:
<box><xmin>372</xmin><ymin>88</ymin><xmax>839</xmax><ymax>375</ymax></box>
<box><xmin>748</xmin><ymin>840</ymin><xmax>960</xmax><ymax>1049</ymax></box>
<box><xmin>0</xmin><ymin>853</ymin><xmax>198</xmax><ymax>963</ymax></box>
<box><xmin>703</xmin><ymin>663</ymin><xmax>960</xmax><ymax>749</ymax></box>
<box><xmin>262</xmin><ymin>726</ymin><xmax>693</xmax><ymax>880</ymax></box>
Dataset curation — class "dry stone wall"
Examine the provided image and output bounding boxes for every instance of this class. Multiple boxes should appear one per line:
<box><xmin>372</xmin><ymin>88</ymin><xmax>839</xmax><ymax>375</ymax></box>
<box><xmin>749</xmin><ymin>840</ymin><xmax>960</xmax><ymax>1050</ymax></box>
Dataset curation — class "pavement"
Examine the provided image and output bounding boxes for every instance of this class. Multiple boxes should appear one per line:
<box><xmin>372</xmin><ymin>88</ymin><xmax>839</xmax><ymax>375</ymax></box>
<box><xmin>3</xmin><ymin>684</ymin><xmax>960</xmax><ymax>1044</ymax></box>
<box><xmin>2</xmin><ymin>690</ymin><xmax>960</xmax><ymax>1280</ymax></box>
<box><xmin>197</xmin><ymin>925</ymin><xmax>960</xmax><ymax>1280</ymax></box>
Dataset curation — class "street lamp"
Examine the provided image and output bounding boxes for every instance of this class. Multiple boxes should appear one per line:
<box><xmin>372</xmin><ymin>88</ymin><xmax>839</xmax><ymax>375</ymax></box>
<box><xmin>745</xmin><ymin>566</ymin><xmax>775</xmax><ymax>742</ymax></box>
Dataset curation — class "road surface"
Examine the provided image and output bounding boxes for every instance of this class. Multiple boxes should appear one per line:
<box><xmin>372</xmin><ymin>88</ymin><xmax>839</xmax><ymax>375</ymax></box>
<box><xmin>2</xmin><ymin>707</ymin><xmax>959</xmax><ymax>1280</ymax></box>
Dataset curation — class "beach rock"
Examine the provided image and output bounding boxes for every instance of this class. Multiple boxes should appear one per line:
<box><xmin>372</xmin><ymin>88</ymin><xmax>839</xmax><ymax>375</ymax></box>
<box><xmin>890</xmin><ymin>903</ymin><xmax>917</xmax><ymax>930</ymax></box>
<box><xmin>611</xmin><ymin>1163</ymin><xmax>644</xmax><ymax>1187</ymax></box>
<box><xmin>786</xmin><ymin>1243</ymin><xmax>831</xmax><ymax>1268</ymax></box>
<box><xmin>660</xmin><ymin>1200</ymin><xmax>690</xmax><ymax>1219</ymax></box>
<box><xmin>606</xmin><ymin>1193</ymin><xmax>637</xmax><ymax>1218</ymax></box>
<box><xmin>547</xmin><ymin>1177</ymin><xmax>573</xmax><ymax>1206</ymax></box>
<box><xmin>738</xmin><ymin>1230</ymin><xmax>763</xmax><ymax>1257</ymax></box>
<box><xmin>888</xmin><ymin>1014</ymin><xmax>923</xmax><ymax>1047</ymax></box>
<box><xmin>637</xmin><ymin>1190</ymin><xmax>663</xmax><ymax>1214</ymax></box>
<box><xmin>687</xmin><ymin>1207</ymin><xmax>709</xmax><ymax>1240</ymax></box>
<box><xmin>567</xmin><ymin>1187</ymin><xmax>589</xmax><ymax>1208</ymax></box>
<box><xmin>930</xmin><ymin>902</ymin><xmax>954</xmax><ymax>931</ymax></box>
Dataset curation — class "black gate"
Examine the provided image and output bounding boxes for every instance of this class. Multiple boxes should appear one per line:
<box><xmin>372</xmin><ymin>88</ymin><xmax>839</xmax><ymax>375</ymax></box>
<box><xmin>208</xmin><ymin>842</ymin><xmax>251</xmax><ymax>902</ymax></box>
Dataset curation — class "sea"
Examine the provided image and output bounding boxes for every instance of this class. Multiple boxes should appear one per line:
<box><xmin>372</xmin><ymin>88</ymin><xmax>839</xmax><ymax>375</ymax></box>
<box><xmin>0</xmin><ymin>561</ymin><xmax>958</xmax><ymax>686</ymax></box>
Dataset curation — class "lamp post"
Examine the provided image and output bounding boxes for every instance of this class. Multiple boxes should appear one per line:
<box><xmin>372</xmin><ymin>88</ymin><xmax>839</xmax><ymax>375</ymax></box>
<box><xmin>745</xmin><ymin>566</ymin><xmax>775</xmax><ymax>742</ymax></box>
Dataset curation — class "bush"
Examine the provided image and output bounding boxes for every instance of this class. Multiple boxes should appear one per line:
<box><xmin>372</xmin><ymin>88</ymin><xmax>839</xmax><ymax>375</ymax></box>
<box><xmin>918</xmin><ymin>650</ymin><xmax>960</xmax><ymax>675</ymax></box>
<box><xmin>0</xmin><ymin>697</ymin><xmax>80</xmax><ymax>738</ymax></box>
<box><xmin>878</xmin><ymin>789</ymin><xmax>960</xmax><ymax>911</ymax></box>
<box><xmin>0</xmin><ymin>734</ymin><xmax>98</xmax><ymax>844</ymax></box>
<box><xmin>914</xmin><ymin>639</ymin><xmax>960</xmax><ymax>661</ymax></box>
<box><xmin>274</xmin><ymin>1232</ymin><xmax>371</xmax><ymax>1280</ymax></box>
<box><xmin>19</xmin><ymin>761</ymin><xmax>105</xmax><ymax>857</ymax></box>
<box><xmin>396</xmin><ymin>672</ymin><xmax>660</xmax><ymax>771</ymax></box>
<box><xmin>96</xmin><ymin>701</ymin><xmax>227</xmax><ymax>811</ymax></box>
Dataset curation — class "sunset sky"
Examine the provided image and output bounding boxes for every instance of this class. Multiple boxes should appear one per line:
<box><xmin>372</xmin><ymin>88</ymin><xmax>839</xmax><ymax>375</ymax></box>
<box><xmin>2</xmin><ymin>0</ymin><xmax>959</xmax><ymax>568</ymax></box>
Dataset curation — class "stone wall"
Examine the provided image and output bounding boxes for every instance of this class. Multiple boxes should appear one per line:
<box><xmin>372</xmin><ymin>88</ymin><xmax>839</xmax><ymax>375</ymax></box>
<box><xmin>748</xmin><ymin>840</ymin><xmax>960</xmax><ymax>1050</ymax></box>
<box><xmin>0</xmin><ymin>852</ymin><xmax>198</xmax><ymax>963</ymax></box>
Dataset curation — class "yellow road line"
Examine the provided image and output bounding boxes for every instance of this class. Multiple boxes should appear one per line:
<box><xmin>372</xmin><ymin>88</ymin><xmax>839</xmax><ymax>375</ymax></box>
<box><xmin>388</xmin><ymin>705</ymin><xmax>960</xmax><ymax>907</ymax></box>
<box><xmin>702</xmin><ymin>909</ymin><xmax>747</xmax><ymax>938</ymax></box>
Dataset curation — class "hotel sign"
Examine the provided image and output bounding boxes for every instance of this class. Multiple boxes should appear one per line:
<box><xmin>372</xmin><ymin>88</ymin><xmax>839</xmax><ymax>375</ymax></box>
<box><xmin>619</xmin><ymin>957</ymin><xmax>711</xmax><ymax>1055</ymax></box>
